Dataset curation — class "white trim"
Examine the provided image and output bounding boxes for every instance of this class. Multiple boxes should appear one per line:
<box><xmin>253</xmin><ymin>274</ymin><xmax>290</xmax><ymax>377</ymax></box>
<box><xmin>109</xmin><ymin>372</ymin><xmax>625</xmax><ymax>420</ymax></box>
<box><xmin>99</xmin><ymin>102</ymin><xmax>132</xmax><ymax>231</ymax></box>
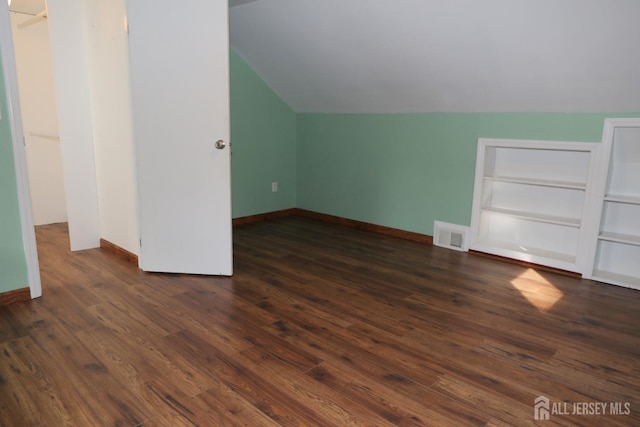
<box><xmin>582</xmin><ymin>118</ymin><xmax>640</xmax><ymax>279</ymax></box>
<box><xmin>1</xmin><ymin>2</ymin><xmax>42</xmax><ymax>298</ymax></box>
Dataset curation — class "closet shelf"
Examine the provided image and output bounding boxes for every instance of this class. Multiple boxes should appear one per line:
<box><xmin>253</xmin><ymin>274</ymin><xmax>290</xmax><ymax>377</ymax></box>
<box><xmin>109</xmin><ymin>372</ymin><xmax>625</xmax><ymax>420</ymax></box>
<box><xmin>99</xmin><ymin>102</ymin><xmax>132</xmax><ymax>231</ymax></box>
<box><xmin>481</xmin><ymin>206</ymin><xmax>581</xmax><ymax>228</ymax></box>
<box><xmin>604</xmin><ymin>194</ymin><xmax>640</xmax><ymax>205</ymax></box>
<box><xmin>592</xmin><ymin>270</ymin><xmax>640</xmax><ymax>291</ymax></box>
<box><xmin>474</xmin><ymin>238</ymin><xmax>577</xmax><ymax>264</ymax></box>
<box><xmin>484</xmin><ymin>175</ymin><xmax>586</xmax><ymax>190</ymax></box>
<box><xmin>598</xmin><ymin>231</ymin><xmax>640</xmax><ymax>247</ymax></box>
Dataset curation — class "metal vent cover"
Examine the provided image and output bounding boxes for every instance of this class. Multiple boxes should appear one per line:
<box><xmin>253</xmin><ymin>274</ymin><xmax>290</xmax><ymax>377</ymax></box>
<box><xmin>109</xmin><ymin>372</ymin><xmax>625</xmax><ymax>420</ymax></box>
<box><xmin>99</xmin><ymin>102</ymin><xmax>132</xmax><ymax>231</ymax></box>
<box><xmin>434</xmin><ymin>221</ymin><xmax>469</xmax><ymax>252</ymax></box>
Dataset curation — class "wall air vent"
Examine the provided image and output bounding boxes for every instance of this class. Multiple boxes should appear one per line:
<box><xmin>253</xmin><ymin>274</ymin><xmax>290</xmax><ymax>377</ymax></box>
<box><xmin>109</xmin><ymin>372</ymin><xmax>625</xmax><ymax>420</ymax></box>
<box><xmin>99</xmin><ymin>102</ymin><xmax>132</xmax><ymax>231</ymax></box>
<box><xmin>434</xmin><ymin>221</ymin><xmax>469</xmax><ymax>252</ymax></box>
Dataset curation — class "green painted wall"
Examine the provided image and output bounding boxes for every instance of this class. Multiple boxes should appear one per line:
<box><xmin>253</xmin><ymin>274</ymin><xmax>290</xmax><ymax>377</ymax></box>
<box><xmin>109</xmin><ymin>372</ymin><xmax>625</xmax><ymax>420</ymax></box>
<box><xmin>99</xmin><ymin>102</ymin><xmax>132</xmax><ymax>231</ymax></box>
<box><xmin>230</xmin><ymin>49</ymin><xmax>297</xmax><ymax>218</ymax></box>
<box><xmin>297</xmin><ymin>113</ymin><xmax>640</xmax><ymax>235</ymax></box>
<box><xmin>0</xmin><ymin>55</ymin><xmax>29</xmax><ymax>293</ymax></box>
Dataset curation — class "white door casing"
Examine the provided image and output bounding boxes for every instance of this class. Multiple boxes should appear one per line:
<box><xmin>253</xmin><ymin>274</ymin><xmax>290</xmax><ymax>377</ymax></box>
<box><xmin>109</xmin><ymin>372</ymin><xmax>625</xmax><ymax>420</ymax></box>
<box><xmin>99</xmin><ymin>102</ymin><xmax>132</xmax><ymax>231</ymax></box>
<box><xmin>127</xmin><ymin>0</ymin><xmax>233</xmax><ymax>275</ymax></box>
<box><xmin>0</xmin><ymin>0</ymin><xmax>42</xmax><ymax>297</ymax></box>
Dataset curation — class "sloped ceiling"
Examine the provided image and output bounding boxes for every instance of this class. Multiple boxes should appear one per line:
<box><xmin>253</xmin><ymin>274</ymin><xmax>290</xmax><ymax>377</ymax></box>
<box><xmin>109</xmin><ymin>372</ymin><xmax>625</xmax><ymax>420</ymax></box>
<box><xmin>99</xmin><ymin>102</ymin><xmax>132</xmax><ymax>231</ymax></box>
<box><xmin>230</xmin><ymin>0</ymin><xmax>640</xmax><ymax>113</ymax></box>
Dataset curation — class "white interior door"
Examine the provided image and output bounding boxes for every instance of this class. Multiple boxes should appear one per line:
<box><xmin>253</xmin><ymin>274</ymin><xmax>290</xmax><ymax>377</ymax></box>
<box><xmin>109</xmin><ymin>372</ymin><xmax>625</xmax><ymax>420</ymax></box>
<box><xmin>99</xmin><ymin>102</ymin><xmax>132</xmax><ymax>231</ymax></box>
<box><xmin>127</xmin><ymin>0</ymin><xmax>232</xmax><ymax>275</ymax></box>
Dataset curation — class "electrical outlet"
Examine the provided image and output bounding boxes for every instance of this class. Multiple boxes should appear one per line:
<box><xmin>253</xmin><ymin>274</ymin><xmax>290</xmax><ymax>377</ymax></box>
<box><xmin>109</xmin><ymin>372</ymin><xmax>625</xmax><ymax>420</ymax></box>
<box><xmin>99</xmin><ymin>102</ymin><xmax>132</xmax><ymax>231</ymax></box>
<box><xmin>271</xmin><ymin>182</ymin><xmax>278</xmax><ymax>192</ymax></box>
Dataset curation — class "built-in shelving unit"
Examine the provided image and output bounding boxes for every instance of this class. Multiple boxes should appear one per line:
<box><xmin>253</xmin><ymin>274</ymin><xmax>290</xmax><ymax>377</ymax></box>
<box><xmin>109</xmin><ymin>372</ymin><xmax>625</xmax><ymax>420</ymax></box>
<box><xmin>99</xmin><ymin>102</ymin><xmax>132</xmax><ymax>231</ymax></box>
<box><xmin>586</xmin><ymin>119</ymin><xmax>640</xmax><ymax>290</ymax></box>
<box><xmin>469</xmin><ymin>139</ymin><xmax>599</xmax><ymax>275</ymax></box>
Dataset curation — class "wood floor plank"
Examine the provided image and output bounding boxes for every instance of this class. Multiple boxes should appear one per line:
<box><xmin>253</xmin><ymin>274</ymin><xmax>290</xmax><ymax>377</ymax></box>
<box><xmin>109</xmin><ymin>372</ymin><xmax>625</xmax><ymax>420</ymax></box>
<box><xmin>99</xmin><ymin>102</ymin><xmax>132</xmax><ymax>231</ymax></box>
<box><xmin>0</xmin><ymin>218</ymin><xmax>637</xmax><ymax>426</ymax></box>
<box><xmin>474</xmin><ymin>339</ymin><xmax>640</xmax><ymax>424</ymax></box>
<box><xmin>194</xmin><ymin>385</ymin><xmax>283</xmax><ymax>427</ymax></box>
<box><xmin>232</xmin><ymin>271</ymin><xmax>358</xmax><ymax>330</ymax></box>
<box><xmin>263</xmin><ymin>317</ymin><xmax>444</xmax><ymax>393</ymax></box>
<box><xmin>306</xmin><ymin>360</ymin><xmax>488</xmax><ymax>426</ymax></box>
<box><xmin>164</xmin><ymin>329</ymin><xmax>336</xmax><ymax>426</ymax></box>
<box><xmin>0</xmin><ymin>337</ymin><xmax>73</xmax><ymax>427</ymax></box>
<box><xmin>26</xmin><ymin>318</ymin><xmax>153</xmax><ymax>426</ymax></box>
<box><xmin>238</xmin><ymin>346</ymin><xmax>397</xmax><ymax>426</ymax></box>
<box><xmin>234</xmin><ymin>257</ymin><xmax>416</xmax><ymax>336</ymax></box>
<box><xmin>431</xmin><ymin>374</ymin><xmax>533</xmax><ymax>426</ymax></box>
<box><xmin>136</xmin><ymin>379</ymin><xmax>229</xmax><ymax>427</ymax></box>
<box><xmin>75</xmin><ymin>326</ymin><xmax>211</xmax><ymax>400</ymax></box>
<box><xmin>70</xmin><ymin>264</ymin><xmax>186</xmax><ymax>337</ymax></box>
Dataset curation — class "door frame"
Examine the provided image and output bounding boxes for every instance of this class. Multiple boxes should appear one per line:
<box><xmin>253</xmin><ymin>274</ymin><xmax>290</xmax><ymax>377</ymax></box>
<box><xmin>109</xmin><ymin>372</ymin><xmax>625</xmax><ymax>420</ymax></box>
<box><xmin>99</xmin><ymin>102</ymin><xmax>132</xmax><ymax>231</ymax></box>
<box><xmin>0</xmin><ymin>1</ymin><xmax>42</xmax><ymax>298</ymax></box>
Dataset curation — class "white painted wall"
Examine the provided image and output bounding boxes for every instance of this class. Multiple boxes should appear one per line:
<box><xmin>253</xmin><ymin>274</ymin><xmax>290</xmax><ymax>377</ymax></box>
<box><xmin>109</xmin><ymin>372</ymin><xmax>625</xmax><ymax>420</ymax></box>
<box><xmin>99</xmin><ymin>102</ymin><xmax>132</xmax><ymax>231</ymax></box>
<box><xmin>84</xmin><ymin>0</ymin><xmax>139</xmax><ymax>256</ymax></box>
<box><xmin>46</xmin><ymin>0</ymin><xmax>100</xmax><ymax>250</ymax></box>
<box><xmin>10</xmin><ymin>12</ymin><xmax>67</xmax><ymax>226</ymax></box>
<box><xmin>25</xmin><ymin>0</ymin><xmax>138</xmax><ymax>254</ymax></box>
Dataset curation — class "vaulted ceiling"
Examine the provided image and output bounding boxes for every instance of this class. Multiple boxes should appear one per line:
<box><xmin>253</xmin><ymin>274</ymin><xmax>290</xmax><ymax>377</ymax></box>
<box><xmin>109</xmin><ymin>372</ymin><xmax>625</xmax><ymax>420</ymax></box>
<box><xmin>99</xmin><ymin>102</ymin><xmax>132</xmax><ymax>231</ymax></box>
<box><xmin>230</xmin><ymin>0</ymin><xmax>640</xmax><ymax>113</ymax></box>
<box><xmin>9</xmin><ymin>0</ymin><xmax>640</xmax><ymax>114</ymax></box>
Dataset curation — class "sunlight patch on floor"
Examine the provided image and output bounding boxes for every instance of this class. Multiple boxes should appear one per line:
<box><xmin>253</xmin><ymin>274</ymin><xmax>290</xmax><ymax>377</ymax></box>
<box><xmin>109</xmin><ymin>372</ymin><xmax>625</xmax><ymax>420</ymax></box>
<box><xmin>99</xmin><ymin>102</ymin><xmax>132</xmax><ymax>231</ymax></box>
<box><xmin>510</xmin><ymin>268</ymin><xmax>563</xmax><ymax>312</ymax></box>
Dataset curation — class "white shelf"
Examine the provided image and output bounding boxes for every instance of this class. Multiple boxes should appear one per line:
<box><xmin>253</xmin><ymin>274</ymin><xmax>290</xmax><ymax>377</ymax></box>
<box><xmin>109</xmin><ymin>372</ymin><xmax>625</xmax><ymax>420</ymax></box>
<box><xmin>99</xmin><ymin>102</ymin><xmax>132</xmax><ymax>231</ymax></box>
<box><xmin>470</xmin><ymin>138</ymin><xmax>597</xmax><ymax>276</ymax></box>
<box><xmin>592</xmin><ymin>270</ymin><xmax>640</xmax><ymax>291</ymax></box>
<box><xmin>485</xmin><ymin>175</ymin><xmax>587</xmax><ymax>190</ymax></box>
<box><xmin>481</xmin><ymin>206</ymin><xmax>581</xmax><ymax>228</ymax></box>
<box><xmin>474</xmin><ymin>238</ymin><xmax>577</xmax><ymax>264</ymax></box>
<box><xmin>604</xmin><ymin>194</ymin><xmax>640</xmax><ymax>205</ymax></box>
<box><xmin>586</xmin><ymin>119</ymin><xmax>640</xmax><ymax>290</ymax></box>
<box><xmin>482</xmin><ymin>143</ymin><xmax>591</xmax><ymax>184</ymax></box>
<box><xmin>598</xmin><ymin>231</ymin><xmax>640</xmax><ymax>247</ymax></box>
<box><xmin>472</xmin><ymin>239</ymin><xmax>579</xmax><ymax>274</ymax></box>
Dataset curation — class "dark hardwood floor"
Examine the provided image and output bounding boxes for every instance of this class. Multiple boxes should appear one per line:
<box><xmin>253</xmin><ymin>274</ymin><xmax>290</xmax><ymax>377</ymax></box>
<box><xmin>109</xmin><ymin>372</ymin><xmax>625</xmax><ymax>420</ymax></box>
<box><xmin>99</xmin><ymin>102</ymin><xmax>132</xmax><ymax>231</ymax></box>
<box><xmin>1</xmin><ymin>217</ymin><xmax>639</xmax><ymax>426</ymax></box>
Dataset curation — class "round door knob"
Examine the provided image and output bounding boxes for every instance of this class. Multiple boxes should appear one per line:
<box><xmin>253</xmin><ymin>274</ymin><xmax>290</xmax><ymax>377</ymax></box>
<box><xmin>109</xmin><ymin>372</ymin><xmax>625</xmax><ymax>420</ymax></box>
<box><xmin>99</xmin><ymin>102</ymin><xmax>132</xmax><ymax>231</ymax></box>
<box><xmin>215</xmin><ymin>140</ymin><xmax>226</xmax><ymax>150</ymax></box>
